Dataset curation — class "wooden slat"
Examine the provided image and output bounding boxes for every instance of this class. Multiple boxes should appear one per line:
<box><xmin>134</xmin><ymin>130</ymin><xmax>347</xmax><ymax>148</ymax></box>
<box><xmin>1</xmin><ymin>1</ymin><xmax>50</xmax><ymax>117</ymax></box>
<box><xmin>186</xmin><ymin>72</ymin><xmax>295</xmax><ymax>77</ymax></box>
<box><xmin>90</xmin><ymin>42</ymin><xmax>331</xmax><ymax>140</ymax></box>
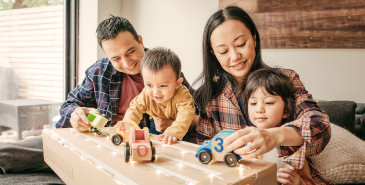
<box><xmin>0</xmin><ymin>35</ymin><xmax>63</xmax><ymax>42</ymax></box>
<box><xmin>0</xmin><ymin>29</ymin><xmax>63</xmax><ymax>37</ymax></box>
<box><xmin>1</xmin><ymin>58</ymin><xmax>63</xmax><ymax>64</ymax></box>
<box><xmin>219</xmin><ymin>0</ymin><xmax>365</xmax><ymax>48</ymax></box>
<box><xmin>15</xmin><ymin>74</ymin><xmax>63</xmax><ymax>81</ymax></box>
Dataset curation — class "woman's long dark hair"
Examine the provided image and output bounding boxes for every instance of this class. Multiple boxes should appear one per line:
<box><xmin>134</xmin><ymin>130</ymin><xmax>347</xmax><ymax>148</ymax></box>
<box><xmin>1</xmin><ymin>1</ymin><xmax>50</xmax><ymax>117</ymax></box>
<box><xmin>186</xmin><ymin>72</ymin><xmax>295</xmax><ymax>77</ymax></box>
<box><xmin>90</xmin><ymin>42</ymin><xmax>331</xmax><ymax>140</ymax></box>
<box><xmin>194</xmin><ymin>6</ymin><xmax>267</xmax><ymax>114</ymax></box>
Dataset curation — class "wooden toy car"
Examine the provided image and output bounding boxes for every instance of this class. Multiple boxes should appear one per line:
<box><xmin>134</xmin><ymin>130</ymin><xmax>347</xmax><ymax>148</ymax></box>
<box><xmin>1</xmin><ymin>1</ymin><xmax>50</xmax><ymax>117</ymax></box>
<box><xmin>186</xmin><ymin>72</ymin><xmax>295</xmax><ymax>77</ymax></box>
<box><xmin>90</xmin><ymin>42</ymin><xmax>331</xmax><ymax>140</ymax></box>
<box><xmin>125</xmin><ymin>127</ymin><xmax>156</xmax><ymax>162</ymax></box>
<box><xmin>195</xmin><ymin>130</ymin><xmax>246</xmax><ymax>167</ymax></box>
<box><xmin>110</xmin><ymin>121</ymin><xmax>141</xmax><ymax>146</ymax></box>
<box><xmin>87</xmin><ymin>113</ymin><xmax>110</xmax><ymax>135</ymax></box>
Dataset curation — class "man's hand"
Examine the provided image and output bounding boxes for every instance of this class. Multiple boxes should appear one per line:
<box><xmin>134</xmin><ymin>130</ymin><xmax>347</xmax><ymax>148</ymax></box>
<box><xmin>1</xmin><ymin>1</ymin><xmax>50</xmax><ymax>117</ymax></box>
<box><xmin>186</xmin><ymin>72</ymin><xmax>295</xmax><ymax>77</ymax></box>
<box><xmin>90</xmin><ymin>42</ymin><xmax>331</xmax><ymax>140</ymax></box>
<box><xmin>70</xmin><ymin>107</ymin><xmax>99</xmax><ymax>132</ymax></box>
<box><xmin>153</xmin><ymin>117</ymin><xmax>174</xmax><ymax>133</ymax></box>
<box><xmin>156</xmin><ymin>132</ymin><xmax>178</xmax><ymax>145</ymax></box>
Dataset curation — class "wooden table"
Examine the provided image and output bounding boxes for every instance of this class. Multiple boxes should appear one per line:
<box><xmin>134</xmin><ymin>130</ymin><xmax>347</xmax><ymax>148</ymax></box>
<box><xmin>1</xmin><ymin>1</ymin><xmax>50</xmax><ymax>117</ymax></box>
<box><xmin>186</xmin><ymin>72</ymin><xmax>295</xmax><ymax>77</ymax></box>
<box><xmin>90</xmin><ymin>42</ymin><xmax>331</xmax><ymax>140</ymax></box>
<box><xmin>43</xmin><ymin>128</ymin><xmax>277</xmax><ymax>185</ymax></box>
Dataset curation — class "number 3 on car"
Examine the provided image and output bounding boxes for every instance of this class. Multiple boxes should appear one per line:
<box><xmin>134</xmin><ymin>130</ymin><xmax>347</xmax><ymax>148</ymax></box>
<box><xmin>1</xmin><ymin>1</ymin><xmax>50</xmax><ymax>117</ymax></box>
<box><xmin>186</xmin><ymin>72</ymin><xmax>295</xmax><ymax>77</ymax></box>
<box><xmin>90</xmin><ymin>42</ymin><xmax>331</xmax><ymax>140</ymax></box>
<box><xmin>195</xmin><ymin>130</ymin><xmax>243</xmax><ymax>167</ymax></box>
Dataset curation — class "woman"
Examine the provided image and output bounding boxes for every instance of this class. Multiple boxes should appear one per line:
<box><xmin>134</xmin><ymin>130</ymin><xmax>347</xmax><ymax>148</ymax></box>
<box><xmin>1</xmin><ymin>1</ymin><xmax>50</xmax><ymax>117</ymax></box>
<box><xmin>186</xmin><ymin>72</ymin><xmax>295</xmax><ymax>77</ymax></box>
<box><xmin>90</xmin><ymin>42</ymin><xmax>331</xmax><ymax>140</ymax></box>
<box><xmin>194</xmin><ymin>6</ymin><xmax>331</xmax><ymax>184</ymax></box>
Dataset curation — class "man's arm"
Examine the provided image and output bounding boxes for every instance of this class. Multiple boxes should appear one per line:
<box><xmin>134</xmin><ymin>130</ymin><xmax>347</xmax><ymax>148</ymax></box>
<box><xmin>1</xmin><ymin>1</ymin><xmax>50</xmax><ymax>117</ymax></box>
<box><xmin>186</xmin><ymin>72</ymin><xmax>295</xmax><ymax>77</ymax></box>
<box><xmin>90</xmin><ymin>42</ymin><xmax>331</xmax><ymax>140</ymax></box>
<box><xmin>56</xmin><ymin>73</ymin><xmax>97</xmax><ymax>128</ymax></box>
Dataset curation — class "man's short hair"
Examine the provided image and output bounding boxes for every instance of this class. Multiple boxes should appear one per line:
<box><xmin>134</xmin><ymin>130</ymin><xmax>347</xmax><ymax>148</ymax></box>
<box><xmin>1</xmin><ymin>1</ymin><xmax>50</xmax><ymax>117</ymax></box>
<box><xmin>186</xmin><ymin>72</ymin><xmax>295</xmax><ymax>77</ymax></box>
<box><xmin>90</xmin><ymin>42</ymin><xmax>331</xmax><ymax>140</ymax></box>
<box><xmin>96</xmin><ymin>15</ymin><xmax>139</xmax><ymax>47</ymax></box>
<box><xmin>141</xmin><ymin>47</ymin><xmax>181</xmax><ymax>79</ymax></box>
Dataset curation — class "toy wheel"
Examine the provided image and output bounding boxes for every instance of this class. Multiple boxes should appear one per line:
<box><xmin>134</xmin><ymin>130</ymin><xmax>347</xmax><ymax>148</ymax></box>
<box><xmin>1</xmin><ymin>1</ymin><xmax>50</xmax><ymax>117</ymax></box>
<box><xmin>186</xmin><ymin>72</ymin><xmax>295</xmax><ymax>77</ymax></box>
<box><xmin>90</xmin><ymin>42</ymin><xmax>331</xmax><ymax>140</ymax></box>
<box><xmin>224</xmin><ymin>152</ymin><xmax>239</xmax><ymax>167</ymax></box>
<box><xmin>150</xmin><ymin>141</ymin><xmax>153</xmax><ymax>147</ymax></box>
<box><xmin>111</xmin><ymin>134</ymin><xmax>123</xmax><ymax>146</ymax></box>
<box><xmin>125</xmin><ymin>146</ymin><xmax>130</xmax><ymax>162</ymax></box>
<box><xmin>198</xmin><ymin>150</ymin><xmax>212</xmax><ymax>164</ymax></box>
<box><xmin>96</xmin><ymin>130</ymin><xmax>101</xmax><ymax>135</ymax></box>
<box><xmin>125</xmin><ymin>141</ymin><xmax>129</xmax><ymax>148</ymax></box>
<box><xmin>151</xmin><ymin>147</ymin><xmax>156</xmax><ymax>162</ymax></box>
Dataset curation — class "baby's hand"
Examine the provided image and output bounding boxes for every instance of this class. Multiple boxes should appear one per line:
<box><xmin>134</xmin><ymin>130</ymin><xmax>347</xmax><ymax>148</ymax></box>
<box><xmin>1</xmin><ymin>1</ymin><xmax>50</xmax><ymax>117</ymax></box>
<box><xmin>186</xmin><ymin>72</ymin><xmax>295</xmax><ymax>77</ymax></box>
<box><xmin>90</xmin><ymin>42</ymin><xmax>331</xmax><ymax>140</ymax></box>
<box><xmin>277</xmin><ymin>168</ymin><xmax>301</xmax><ymax>185</ymax></box>
<box><xmin>156</xmin><ymin>132</ymin><xmax>178</xmax><ymax>145</ymax></box>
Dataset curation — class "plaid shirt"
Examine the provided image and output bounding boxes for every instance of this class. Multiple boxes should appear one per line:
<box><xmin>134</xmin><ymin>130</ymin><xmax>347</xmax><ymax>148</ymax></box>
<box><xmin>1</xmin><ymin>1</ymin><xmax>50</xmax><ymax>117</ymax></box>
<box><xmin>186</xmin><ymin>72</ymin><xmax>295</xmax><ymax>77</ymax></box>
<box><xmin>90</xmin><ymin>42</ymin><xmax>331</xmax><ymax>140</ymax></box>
<box><xmin>197</xmin><ymin>69</ymin><xmax>332</xmax><ymax>184</ymax></box>
<box><xmin>56</xmin><ymin>57</ymin><xmax>193</xmax><ymax>129</ymax></box>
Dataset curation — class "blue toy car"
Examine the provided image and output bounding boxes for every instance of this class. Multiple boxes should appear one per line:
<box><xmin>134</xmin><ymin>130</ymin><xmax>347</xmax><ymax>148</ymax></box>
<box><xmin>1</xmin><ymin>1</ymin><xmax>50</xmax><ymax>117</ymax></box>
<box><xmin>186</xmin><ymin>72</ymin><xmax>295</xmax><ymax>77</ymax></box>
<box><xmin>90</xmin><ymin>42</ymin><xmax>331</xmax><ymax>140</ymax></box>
<box><xmin>195</xmin><ymin>130</ymin><xmax>245</xmax><ymax>167</ymax></box>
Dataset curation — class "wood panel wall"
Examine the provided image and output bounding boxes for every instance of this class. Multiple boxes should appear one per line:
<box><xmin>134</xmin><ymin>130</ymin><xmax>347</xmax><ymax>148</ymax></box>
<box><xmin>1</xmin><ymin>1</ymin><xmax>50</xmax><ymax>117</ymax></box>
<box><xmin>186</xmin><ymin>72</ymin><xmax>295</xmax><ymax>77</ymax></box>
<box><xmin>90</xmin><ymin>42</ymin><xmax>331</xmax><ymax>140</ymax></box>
<box><xmin>0</xmin><ymin>5</ymin><xmax>64</xmax><ymax>102</ymax></box>
<box><xmin>219</xmin><ymin>0</ymin><xmax>365</xmax><ymax>48</ymax></box>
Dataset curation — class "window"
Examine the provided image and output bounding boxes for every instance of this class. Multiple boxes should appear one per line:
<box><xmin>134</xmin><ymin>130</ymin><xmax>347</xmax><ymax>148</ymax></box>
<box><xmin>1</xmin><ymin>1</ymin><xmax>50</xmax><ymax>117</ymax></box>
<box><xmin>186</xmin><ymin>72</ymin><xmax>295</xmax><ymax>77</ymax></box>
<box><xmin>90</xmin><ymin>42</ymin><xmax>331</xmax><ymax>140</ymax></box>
<box><xmin>0</xmin><ymin>0</ymin><xmax>66</xmax><ymax>140</ymax></box>
<box><xmin>0</xmin><ymin>0</ymin><xmax>65</xmax><ymax>102</ymax></box>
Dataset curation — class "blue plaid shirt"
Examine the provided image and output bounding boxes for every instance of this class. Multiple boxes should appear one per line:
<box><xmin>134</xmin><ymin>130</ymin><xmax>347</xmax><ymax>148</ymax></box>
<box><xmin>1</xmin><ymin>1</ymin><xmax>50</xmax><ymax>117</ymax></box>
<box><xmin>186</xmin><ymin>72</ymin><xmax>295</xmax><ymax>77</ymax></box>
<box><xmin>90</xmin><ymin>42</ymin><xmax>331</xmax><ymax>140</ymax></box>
<box><xmin>56</xmin><ymin>57</ymin><xmax>194</xmax><ymax>130</ymax></box>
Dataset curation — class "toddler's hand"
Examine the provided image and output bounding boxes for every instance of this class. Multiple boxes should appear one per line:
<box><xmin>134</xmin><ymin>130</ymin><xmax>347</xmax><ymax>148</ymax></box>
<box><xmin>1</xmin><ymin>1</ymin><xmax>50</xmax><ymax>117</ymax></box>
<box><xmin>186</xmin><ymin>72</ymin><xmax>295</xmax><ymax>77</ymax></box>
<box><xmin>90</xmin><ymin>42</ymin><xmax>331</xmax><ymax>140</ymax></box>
<box><xmin>156</xmin><ymin>132</ymin><xmax>178</xmax><ymax>145</ymax></box>
<box><xmin>277</xmin><ymin>168</ymin><xmax>301</xmax><ymax>185</ymax></box>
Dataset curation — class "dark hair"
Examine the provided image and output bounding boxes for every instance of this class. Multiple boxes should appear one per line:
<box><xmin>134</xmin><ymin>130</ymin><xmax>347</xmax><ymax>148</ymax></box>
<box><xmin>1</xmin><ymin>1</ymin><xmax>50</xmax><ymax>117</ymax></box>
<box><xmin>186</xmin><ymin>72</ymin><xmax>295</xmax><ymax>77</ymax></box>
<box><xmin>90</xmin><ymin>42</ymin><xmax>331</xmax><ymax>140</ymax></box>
<box><xmin>243</xmin><ymin>68</ymin><xmax>296</xmax><ymax>123</ymax></box>
<box><xmin>140</xmin><ymin>47</ymin><xmax>181</xmax><ymax>79</ymax></box>
<box><xmin>194</xmin><ymin>6</ymin><xmax>268</xmax><ymax>114</ymax></box>
<box><xmin>96</xmin><ymin>15</ymin><xmax>139</xmax><ymax>47</ymax></box>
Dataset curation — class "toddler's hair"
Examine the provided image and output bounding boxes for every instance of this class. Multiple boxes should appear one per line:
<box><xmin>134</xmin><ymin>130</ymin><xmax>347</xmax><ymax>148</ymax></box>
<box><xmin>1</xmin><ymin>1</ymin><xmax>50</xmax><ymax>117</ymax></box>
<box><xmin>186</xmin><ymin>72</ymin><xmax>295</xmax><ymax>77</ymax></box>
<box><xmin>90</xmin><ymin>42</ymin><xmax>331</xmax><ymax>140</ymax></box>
<box><xmin>243</xmin><ymin>68</ymin><xmax>296</xmax><ymax>123</ymax></box>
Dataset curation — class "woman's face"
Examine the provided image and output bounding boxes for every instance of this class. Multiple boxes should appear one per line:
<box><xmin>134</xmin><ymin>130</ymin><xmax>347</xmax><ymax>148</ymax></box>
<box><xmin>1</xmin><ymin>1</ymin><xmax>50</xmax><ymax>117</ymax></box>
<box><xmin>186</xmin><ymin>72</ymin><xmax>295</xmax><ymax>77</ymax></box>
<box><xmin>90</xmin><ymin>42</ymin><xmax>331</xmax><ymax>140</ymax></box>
<box><xmin>210</xmin><ymin>19</ymin><xmax>256</xmax><ymax>84</ymax></box>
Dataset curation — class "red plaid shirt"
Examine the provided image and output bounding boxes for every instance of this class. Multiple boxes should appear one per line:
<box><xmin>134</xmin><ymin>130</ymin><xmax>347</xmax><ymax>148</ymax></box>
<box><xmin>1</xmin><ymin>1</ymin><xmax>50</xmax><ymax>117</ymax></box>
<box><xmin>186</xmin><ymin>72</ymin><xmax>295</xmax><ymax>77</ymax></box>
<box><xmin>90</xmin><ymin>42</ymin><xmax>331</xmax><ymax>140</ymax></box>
<box><xmin>197</xmin><ymin>69</ymin><xmax>332</xmax><ymax>184</ymax></box>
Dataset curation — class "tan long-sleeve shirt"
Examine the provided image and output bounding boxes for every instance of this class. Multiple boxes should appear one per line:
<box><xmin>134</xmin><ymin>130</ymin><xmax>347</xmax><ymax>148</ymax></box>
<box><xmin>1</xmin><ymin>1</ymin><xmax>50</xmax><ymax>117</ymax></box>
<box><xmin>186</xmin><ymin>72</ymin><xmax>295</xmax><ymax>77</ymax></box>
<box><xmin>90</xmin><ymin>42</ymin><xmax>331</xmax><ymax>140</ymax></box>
<box><xmin>123</xmin><ymin>85</ymin><xmax>195</xmax><ymax>140</ymax></box>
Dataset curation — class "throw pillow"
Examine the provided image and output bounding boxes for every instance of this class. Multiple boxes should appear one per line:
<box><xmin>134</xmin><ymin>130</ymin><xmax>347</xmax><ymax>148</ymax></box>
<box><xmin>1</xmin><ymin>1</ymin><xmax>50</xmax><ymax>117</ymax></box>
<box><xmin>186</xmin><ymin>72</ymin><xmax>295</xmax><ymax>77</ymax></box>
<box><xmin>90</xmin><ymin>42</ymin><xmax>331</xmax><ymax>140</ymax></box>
<box><xmin>310</xmin><ymin>123</ymin><xmax>365</xmax><ymax>184</ymax></box>
<box><xmin>317</xmin><ymin>101</ymin><xmax>356</xmax><ymax>133</ymax></box>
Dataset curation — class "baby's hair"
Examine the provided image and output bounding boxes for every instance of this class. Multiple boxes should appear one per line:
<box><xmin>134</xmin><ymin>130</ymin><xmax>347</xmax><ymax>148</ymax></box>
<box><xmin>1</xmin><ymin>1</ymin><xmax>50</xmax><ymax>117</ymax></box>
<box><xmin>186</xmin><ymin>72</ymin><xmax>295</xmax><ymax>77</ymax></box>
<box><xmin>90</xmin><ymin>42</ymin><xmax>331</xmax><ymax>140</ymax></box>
<box><xmin>141</xmin><ymin>47</ymin><xmax>181</xmax><ymax>79</ymax></box>
<box><xmin>243</xmin><ymin>68</ymin><xmax>296</xmax><ymax>123</ymax></box>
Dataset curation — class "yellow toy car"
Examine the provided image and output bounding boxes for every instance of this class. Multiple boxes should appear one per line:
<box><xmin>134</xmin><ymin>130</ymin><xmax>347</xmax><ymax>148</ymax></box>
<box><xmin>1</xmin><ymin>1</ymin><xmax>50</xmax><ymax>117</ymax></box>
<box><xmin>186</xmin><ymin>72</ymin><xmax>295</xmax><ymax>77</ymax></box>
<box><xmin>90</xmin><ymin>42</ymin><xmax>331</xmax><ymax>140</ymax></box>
<box><xmin>109</xmin><ymin>121</ymin><xmax>141</xmax><ymax>145</ymax></box>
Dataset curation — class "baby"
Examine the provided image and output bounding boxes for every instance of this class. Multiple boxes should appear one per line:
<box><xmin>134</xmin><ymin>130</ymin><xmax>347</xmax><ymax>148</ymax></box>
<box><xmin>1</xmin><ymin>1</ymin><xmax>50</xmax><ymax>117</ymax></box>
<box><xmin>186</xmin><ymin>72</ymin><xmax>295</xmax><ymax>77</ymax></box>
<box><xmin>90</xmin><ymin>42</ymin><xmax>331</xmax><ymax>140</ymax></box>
<box><xmin>122</xmin><ymin>47</ymin><xmax>195</xmax><ymax>144</ymax></box>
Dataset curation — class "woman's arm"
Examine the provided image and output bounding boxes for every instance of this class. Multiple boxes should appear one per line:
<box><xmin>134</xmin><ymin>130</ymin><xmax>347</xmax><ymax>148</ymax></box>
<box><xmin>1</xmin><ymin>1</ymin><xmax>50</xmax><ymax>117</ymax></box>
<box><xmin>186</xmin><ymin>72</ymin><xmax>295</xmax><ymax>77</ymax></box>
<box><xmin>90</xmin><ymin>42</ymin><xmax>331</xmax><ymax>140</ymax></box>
<box><xmin>279</xmin><ymin>69</ymin><xmax>331</xmax><ymax>168</ymax></box>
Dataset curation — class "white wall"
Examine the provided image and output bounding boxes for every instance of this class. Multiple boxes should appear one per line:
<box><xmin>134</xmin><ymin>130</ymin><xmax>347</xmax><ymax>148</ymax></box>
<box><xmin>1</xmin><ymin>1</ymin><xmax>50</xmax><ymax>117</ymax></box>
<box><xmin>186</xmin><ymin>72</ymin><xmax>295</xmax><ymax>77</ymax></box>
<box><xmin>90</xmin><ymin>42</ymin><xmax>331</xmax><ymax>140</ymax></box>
<box><xmin>263</xmin><ymin>49</ymin><xmax>365</xmax><ymax>103</ymax></box>
<box><xmin>79</xmin><ymin>0</ymin><xmax>365</xmax><ymax>103</ymax></box>
<box><xmin>79</xmin><ymin>0</ymin><xmax>98</xmax><ymax>83</ymax></box>
<box><xmin>79</xmin><ymin>0</ymin><xmax>124</xmax><ymax>83</ymax></box>
<box><xmin>118</xmin><ymin>0</ymin><xmax>219</xmax><ymax>87</ymax></box>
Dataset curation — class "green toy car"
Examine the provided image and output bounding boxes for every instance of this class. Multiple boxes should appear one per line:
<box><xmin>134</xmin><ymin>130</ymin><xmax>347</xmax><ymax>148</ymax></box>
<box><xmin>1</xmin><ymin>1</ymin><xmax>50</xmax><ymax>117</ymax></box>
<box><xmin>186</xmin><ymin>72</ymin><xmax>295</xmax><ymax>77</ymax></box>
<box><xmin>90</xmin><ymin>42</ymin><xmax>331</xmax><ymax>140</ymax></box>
<box><xmin>87</xmin><ymin>112</ymin><xmax>110</xmax><ymax>135</ymax></box>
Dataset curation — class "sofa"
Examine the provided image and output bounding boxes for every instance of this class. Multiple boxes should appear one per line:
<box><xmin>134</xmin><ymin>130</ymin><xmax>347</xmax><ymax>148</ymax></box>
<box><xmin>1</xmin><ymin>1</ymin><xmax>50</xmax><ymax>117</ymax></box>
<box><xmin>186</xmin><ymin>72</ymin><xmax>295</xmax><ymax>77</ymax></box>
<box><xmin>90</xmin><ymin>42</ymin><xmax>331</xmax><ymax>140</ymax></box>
<box><xmin>317</xmin><ymin>101</ymin><xmax>365</xmax><ymax>140</ymax></box>
<box><xmin>312</xmin><ymin>101</ymin><xmax>365</xmax><ymax>185</ymax></box>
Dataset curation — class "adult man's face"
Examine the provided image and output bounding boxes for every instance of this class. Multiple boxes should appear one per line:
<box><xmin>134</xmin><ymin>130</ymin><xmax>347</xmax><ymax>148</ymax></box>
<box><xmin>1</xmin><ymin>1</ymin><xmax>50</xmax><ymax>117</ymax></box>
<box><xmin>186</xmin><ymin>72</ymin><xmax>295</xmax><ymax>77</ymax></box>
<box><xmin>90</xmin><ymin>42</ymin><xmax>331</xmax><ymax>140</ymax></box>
<box><xmin>101</xmin><ymin>31</ymin><xmax>145</xmax><ymax>75</ymax></box>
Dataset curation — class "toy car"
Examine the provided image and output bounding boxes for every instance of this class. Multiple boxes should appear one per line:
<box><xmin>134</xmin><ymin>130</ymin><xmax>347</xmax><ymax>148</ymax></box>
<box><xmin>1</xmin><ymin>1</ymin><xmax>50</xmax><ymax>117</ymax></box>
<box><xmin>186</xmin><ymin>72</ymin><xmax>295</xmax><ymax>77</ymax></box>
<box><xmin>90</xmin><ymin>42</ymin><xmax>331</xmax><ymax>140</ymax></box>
<box><xmin>125</xmin><ymin>127</ymin><xmax>156</xmax><ymax>162</ymax></box>
<box><xmin>87</xmin><ymin>113</ymin><xmax>110</xmax><ymax>135</ymax></box>
<box><xmin>109</xmin><ymin>121</ymin><xmax>141</xmax><ymax>146</ymax></box>
<box><xmin>195</xmin><ymin>130</ymin><xmax>245</xmax><ymax>167</ymax></box>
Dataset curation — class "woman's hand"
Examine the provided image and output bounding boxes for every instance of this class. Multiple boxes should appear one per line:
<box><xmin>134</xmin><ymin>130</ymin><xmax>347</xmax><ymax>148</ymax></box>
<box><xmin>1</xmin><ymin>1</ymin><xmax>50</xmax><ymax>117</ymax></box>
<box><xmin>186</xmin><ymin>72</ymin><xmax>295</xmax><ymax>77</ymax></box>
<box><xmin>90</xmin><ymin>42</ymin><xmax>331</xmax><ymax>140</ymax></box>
<box><xmin>277</xmin><ymin>168</ymin><xmax>302</xmax><ymax>185</ymax></box>
<box><xmin>223</xmin><ymin>127</ymin><xmax>277</xmax><ymax>159</ymax></box>
<box><xmin>70</xmin><ymin>107</ymin><xmax>99</xmax><ymax>132</ymax></box>
<box><xmin>153</xmin><ymin>117</ymin><xmax>174</xmax><ymax>132</ymax></box>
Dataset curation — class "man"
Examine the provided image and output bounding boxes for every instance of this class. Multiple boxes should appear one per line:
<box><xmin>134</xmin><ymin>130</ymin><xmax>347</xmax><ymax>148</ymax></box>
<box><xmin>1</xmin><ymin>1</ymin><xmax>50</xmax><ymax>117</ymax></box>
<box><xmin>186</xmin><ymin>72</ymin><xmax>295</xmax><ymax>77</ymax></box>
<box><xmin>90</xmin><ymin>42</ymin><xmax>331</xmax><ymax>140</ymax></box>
<box><xmin>0</xmin><ymin>16</ymin><xmax>195</xmax><ymax>178</ymax></box>
<box><xmin>57</xmin><ymin>16</ymin><xmax>195</xmax><ymax>137</ymax></box>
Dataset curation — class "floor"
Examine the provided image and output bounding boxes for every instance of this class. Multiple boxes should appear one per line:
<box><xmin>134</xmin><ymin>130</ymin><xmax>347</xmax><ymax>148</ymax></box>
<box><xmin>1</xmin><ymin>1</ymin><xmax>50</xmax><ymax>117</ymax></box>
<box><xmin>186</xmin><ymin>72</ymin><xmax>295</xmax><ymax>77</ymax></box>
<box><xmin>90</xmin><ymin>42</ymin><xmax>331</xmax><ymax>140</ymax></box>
<box><xmin>0</xmin><ymin>126</ymin><xmax>42</xmax><ymax>142</ymax></box>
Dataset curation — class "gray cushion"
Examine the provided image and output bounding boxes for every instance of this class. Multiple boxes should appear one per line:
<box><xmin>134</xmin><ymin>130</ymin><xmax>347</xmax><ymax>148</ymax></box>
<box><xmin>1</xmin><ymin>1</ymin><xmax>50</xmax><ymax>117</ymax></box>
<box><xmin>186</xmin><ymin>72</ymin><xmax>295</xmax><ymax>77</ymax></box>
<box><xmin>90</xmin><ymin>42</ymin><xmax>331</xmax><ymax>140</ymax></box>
<box><xmin>317</xmin><ymin>101</ymin><xmax>356</xmax><ymax>133</ymax></box>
